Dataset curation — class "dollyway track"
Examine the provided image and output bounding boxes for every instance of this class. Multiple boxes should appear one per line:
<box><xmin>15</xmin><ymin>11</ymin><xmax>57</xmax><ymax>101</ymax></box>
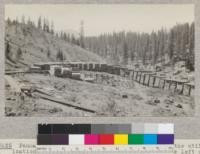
<box><xmin>34</xmin><ymin>92</ymin><xmax>96</xmax><ymax>114</ymax></box>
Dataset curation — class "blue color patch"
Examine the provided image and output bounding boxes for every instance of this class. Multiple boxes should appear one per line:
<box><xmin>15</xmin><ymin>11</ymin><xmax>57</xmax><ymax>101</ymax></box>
<box><xmin>144</xmin><ymin>134</ymin><xmax>157</xmax><ymax>144</ymax></box>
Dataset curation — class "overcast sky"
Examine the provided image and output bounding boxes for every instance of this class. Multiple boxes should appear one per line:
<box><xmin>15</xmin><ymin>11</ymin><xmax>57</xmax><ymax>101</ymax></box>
<box><xmin>5</xmin><ymin>4</ymin><xmax>194</xmax><ymax>36</ymax></box>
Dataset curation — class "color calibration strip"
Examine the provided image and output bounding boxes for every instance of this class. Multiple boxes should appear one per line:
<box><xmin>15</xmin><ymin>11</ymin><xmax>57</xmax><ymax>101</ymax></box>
<box><xmin>37</xmin><ymin>123</ymin><xmax>174</xmax><ymax>145</ymax></box>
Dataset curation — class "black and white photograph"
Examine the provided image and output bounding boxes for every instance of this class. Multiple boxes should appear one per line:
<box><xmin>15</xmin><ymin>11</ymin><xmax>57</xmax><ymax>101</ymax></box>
<box><xmin>5</xmin><ymin>4</ymin><xmax>195</xmax><ymax>117</ymax></box>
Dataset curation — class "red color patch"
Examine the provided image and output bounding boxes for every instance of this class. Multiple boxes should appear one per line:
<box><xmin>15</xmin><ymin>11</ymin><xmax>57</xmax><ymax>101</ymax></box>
<box><xmin>99</xmin><ymin>134</ymin><xmax>114</xmax><ymax>144</ymax></box>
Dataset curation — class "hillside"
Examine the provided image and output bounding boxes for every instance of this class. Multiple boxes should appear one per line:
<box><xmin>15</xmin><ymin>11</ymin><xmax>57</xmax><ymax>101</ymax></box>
<box><xmin>4</xmin><ymin>20</ymin><xmax>194</xmax><ymax>117</ymax></box>
<box><xmin>5</xmin><ymin>22</ymin><xmax>104</xmax><ymax>70</ymax></box>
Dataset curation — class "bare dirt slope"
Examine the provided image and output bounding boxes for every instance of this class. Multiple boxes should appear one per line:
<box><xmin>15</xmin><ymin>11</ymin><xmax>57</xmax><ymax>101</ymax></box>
<box><xmin>5</xmin><ymin>22</ymin><xmax>104</xmax><ymax>70</ymax></box>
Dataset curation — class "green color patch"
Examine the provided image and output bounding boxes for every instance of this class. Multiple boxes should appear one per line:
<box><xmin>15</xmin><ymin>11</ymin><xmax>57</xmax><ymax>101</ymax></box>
<box><xmin>128</xmin><ymin>134</ymin><xmax>144</xmax><ymax>144</ymax></box>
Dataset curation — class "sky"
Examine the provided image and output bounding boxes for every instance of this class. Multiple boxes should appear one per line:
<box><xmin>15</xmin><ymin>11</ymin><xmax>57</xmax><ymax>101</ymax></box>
<box><xmin>5</xmin><ymin>4</ymin><xmax>194</xmax><ymax>36</ymax></box>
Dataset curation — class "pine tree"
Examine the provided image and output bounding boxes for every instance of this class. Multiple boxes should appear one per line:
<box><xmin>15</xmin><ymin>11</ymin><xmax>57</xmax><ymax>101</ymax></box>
<box><xmin>80</xmin><ymin>20</ymin><xmax>85</xmax><ymax>48</ymax></box>
<box><xmin>38</xmin><ymin>16</ymin><xmax>42</xmax><ymax>29</ymax></box>
<box><xmin>142</xmin><ymin>35</ymin><xmax>149</xmax><ymax>65</ymax></box>
<box><xmin>50</xmin><ymin>21</ymin><xmax>54</xmax><ymax>35</ymax></box>
<box><xmin>5</xmin><ymin>41</ymin><xmax>10</xmax><ymax>59</ymax></box>
<box><xmin>56</xmin><ymin>49</ymin><xmax>65</xmax><ymax>61</ymax></box>
<box><xmin>27</xmin><ymin>17</ymin><xmax>32</xmax><ymax>26</ymax></box>
<box><xmin>7</xmin><ymin>17</ymin><xmax>11</xmax><ymax>25</ymax></box>
<box><xmin>43</xmin><ymin>18</ymin><xmax>46</xmax><ymax>31</ymax></box>
<box><xmin>71</xmin><ymin>34</ymin><xmax>76</xmax><ymax>45</ymax></box>
<box><xmin>21</xmin><ymin>15</ymin><xmax>25</xmax><ymax>24</ymax></box>
<box><xmin>47</xmin><ymin>48</ymin><xmax>51</xmax><ymax>58</ymax></box>
<box><xmin>66</xmin><ymin>34</ymin><xmax>70</xmax><ymax>42</ymax></box>
<box><xmin>189</xmin><ymin>22</ymin><xmax>195</xmax><ymax>54</ymax></box>
<box><xmin>169</xmin><ymin>29</ymin><xmax>175</xmax><ymax>60</ymax></box>
<box><xmin>186</xmin><ymin>22</ymin><xmax>195</xmax><ymax>71</ymax></box>
<box><xmin>60</xmin><ymin>31</ymin><xmax>64</xmax><ymax>39</ymax></box>
<box><xmin>46</xmin><ymin>19</ymin><xmax>50</xmax><ymax>33</ymax></box>
<box><xmin>123</xmin><ymin>40</ymin><xmax>128</xmax><ymax>65</ymax></box>
<box><xmin>56</xmin><ymin>33</ymin><xmax>59</xmax><ymax>38</ymax></box>
<box><xmin>151</xmin><ymin>31</ymin><xmax>158</xmax><ymax>64</ymax></box>
<box><xmin>15</xmin><ymin>17</ymin><xmax>19</xmax><ymax>24</ymax></box>
<box><xmin>63</xmin><ymin>33</ymin><xmax>67</xmax><ymax>41</ymax></box>
<box><xmin>16</xmin><ymin>47</ymin><xmax>22</xmax><ymax>60</ymax></box>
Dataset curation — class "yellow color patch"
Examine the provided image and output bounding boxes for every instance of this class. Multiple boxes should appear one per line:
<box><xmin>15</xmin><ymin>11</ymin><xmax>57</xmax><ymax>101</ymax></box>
<box><xmin>114</xmin><ymin>134</ymin><xmax>128</xmax><ymax>145</ymax></box>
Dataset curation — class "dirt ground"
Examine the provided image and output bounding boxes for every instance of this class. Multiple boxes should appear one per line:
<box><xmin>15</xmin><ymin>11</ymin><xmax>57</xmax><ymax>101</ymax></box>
<box><xmin>5</xmin><ymin>73</ymin><xmax>195</xmax><ymax>117</ymax></box>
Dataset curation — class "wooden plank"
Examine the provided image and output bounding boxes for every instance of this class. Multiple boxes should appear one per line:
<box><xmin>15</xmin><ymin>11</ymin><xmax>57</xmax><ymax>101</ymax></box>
<box><xmin>168</xmin><ymin>80</ymin><xmax>171</xmax><ymax>89</ymax></box>
<box><xmin>135</xmin><ymin>71</ymin><xmax>138</xmax><ymax>81</ymax></box>
<box><xmin>188</xmin><ymin>85</ymin><xmax>192</xmax><ymax>96</ymax></box>
<box><xmin>139</xmin><ymin>72</ymin><xmax>143</xmax><ymax>83</ymax></box>
<box><xmin>147</xmin><ymin>74</ymin><xmax>151</xmax><ymax>86</ymax></box>
<box><xmin>174</xmin><ymin>82</ymin><xmax>178</xmax><ymax>92</ymax></box>
<box><xmin>163</xmin><ymin>79</ymin><xmax>166</xmax><ymax>89</ymax></box>
<box><xmin>184</xmin><ymin>83</ymin><xmax>195</xmax><ymax>96</ymax></box>
<box><xmin>181</xmin><ymin>84</ymin><xmax>184</xmax><ymax>94</ymax></box>
<box><xmin>132</xmin><ymin>71</ymin><xmax>134</xmax><ymax>80</ymax></box>
<box><xmin>5</xmin><ymin>70</ymin><xmax>29</xmax><ymax>75</ymax></box>
<box><xmin>36</xmin><ymin>93</ymin><xmax>96</xmax><ymax>113</ymax></box>
<box><xmin>158</xmin><ymin>77</ymin><xmax>161</xmax><ymax>88</ymax></box>
<box><xmin>143</xmin><ymin>74</ymin><xmax>146</xmax><ymax>85</ymax></box>
<box><xmin>185</xmin><ymin>82</ymin><xmax>195</xmax><ymax>87</ymax></box>
<box><xmin>152</xmin><ymin>76</ymin><xmax>156</xmax><ymax>87</ymax></box>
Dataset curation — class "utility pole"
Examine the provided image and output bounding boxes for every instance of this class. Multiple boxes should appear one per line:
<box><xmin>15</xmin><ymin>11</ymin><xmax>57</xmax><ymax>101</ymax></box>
<box><xmin>80</xmin><ymin>20</ymin><xmax>85</xmax><ymax>48</ymax></box>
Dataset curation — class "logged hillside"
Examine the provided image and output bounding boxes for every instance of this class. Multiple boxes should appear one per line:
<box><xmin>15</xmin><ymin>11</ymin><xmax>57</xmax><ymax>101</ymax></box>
<box><xmin>5</xmin><ymin>22</ymin><xmax>104</xmax><ymax>70</ymax></box>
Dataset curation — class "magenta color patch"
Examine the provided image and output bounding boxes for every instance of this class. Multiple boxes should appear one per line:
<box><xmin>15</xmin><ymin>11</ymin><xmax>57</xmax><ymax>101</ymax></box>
<box><xmin>84</xmin><ymin>134</ymin><xmax>99</xmax><ymax>145</ymax></box>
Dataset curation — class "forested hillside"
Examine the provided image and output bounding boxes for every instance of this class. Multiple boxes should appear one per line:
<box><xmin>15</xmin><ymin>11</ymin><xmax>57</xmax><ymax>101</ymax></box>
<box><xmin>84</xmin><ymin>23</ymin><xmax>194</xmax><ymax>71</ymax></box>
<box><xmin>5</xmin><ymin>16</ymin><xmax>194</xmax><ymax>72</ymax></box>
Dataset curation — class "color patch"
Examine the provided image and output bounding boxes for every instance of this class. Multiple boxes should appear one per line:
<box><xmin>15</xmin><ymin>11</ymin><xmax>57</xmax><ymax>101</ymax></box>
<box><xmin>144</xmin><ymin>134</ymin><xmax>157</xmax><ymax>144</ymax></box>
<box><xmin>52</xmin><ymin>124</ymin><xmax>91</xmax><ymax>134</ymax></box>
<box><xmin>114</xmin><ymin>134</ymin><xmax>128</xmax><ymax>145</ymax></box>
<box><xmin>91</xmin><ymin>124</ymin><xmax>131</xmax><ymax>134</ymax></box>
<box><xmin>158</xmin><ymin>124</ymin><xmax>174</xmax><ymax>134</ymax></box>
<box><xmin>157</xmin><ymin>134</ymin><xmax>174</xmax><ymax>144</ymax></box>
<box><xmin>144</xmin><ymin>124</ymin><xmax>158</xmax><ymax>134</ymax></box>
<box><xmin>128</xmin><ymin>134</ymin><xmax>144</xmax><ymax>144</ymax></box>
<box><xmin>69</xmin><ymin>134</ymin><xmax>84</xmax><ymax>145</ymax></box>
<box><xmin>99</xmin><ymin>134</ymin><xmax>114</xmax><ymax>145</ymax></box>
<box><xmin>37</xmin><ymin>134</ymin><xmax>52</xmax><ymax>145</ymax></box>
<box><xmin>38</xmin><ymin>124</ymin><xmax>52</xmax><ymax>134</ymax></box>
<box><xmin>85</xmin><ymin>134</ymin><xmax>99</xmax><ymax>145</ymax></box>
<box><xmin>132</xmin><ymin>123</ymin><xmax>144</xmax><ymax>134</ymax></box>
<box><xmin>52</xmin><ymin>134</ymin><xmax>68</xmax><ymax>145</ymax></box>
<box><xmin>116</xmin><ymin>124</ymin><xmax>131</xmax><ymax>134</ymax></box>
